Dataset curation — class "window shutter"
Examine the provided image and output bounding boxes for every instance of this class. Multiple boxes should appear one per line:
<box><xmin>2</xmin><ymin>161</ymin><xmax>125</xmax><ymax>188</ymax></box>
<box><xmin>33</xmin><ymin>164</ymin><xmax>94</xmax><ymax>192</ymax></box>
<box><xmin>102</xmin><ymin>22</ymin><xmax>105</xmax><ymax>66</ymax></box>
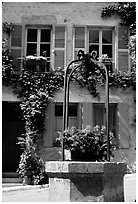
<box><xmin>118</xmin><ymin>27</ymin><xmax>129</xmax><ymax>72</ymax></box>
<box><xmin>11</xmin><ymin>25</ymin><xmax>22</xmax><ymax>71</ymax></box>
<box><xmin>54</xmin><ymin>26</ymin><xmax>65</xmax><ymax>68</ymax></box>
<box><xmin>82</xmin><ymin>103</ymin><xmax>92</xmax><ymax>128</ymax></box>
<box><xmin>118</xmin><ymin>51</ymin><xmax>129</xmax><ymax>72</ymax></box>
<box><xmin>74</xmin><ymin>26</ymin><xmax>85</xmax><ymax>60</ymax></box>
<box><xmin>118</xmin><ymin>103</ymin><xmax>129</xmax><ymax>148</ymax></box>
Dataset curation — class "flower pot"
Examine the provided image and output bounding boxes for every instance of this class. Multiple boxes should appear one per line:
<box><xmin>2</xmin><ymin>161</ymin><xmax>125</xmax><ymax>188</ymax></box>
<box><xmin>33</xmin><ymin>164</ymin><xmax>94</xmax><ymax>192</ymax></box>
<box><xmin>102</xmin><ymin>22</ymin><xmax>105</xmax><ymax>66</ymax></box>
<box><xmin>71</xmin><ymin>151</ymin><xmax>97</xmax><ymax>162</ymax></box>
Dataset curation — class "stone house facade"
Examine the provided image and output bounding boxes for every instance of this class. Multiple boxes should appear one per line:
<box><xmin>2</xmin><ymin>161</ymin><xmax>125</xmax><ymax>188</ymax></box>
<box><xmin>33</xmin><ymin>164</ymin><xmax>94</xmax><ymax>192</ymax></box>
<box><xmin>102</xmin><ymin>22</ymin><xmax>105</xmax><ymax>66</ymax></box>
<box><xmin>2</xmin><ymin>2</ymin><xmax>136</xmax><ymax>173</ymax></box>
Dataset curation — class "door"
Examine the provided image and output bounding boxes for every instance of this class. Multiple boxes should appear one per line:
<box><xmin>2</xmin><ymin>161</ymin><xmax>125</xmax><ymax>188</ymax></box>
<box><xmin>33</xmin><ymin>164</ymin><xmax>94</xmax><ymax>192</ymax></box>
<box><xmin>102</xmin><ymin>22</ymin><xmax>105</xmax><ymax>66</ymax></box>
<box><xmin>2</xmin><ymin>102</ymin><xmax>25</xmax><ymax>172</ymax></box>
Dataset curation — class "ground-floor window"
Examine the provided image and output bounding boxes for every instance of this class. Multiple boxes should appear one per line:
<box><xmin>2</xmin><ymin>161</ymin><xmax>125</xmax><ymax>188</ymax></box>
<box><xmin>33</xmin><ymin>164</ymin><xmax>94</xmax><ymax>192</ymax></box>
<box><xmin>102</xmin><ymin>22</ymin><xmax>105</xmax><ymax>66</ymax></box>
<box><xmin>53</xmin><ymin>103</ymin><xmax>78</xmax><ymax>146</ymax></box>
<box><xmin>93</xmin><ymin>103</ymin><xmax>117</xmax><ymax>135</ymax></box>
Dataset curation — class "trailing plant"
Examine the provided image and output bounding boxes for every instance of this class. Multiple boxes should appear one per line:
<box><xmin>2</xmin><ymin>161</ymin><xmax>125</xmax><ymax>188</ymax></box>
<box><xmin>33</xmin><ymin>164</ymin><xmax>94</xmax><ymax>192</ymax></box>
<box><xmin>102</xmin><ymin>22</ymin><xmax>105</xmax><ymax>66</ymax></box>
<box><xmin>128</xmin><ymin>35</ymin><xmax>136</xmax><ymax>67</ymax></box>
<box><xmin>56</xmin><ymin>125</ymin><xmax>115</xmax><ymax>161</ymax></box>
<box><xmin>2</xmin><ymin>22</ymin><xmax>14</xmax><ymax>35</ymax></box>
<box><xmin>17</xmin><ymin>135</ymin><xmax>45</xmax><ymax>184</ymax></box>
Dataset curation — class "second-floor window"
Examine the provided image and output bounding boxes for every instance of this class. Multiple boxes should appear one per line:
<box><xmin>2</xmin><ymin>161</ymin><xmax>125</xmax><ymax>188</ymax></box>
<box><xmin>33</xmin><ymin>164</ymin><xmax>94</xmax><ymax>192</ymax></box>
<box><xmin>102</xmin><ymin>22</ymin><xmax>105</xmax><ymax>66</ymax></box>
<box><xmin>26</xmin><ymin>27</ymin><xmax>51</xmax><ymax>72</ymax></box>
<box><xmin>89</xmin><ymin>28</ymin><xmax>113</xmax><ymax>58</ymax></box>
<box><xmin>74</xmin><ymin>26</ymin><xmax>129</xmax><ymax>72</ymax></box>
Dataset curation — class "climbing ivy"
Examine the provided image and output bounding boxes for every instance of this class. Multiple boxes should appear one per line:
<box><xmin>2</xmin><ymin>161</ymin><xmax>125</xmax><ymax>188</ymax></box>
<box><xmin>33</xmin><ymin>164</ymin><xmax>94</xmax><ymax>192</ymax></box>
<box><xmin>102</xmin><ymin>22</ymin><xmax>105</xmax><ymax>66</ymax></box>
<box><xmin>101</xmin><ymin>2</ymin><xmax>136</xmax><ymax>35</ymax></box>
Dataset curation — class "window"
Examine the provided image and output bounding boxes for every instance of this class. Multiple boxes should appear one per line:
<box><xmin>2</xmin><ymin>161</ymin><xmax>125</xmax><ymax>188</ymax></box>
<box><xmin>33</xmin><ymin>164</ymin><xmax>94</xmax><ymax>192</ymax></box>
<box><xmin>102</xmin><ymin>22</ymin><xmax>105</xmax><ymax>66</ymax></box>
<box><xmin>55</xmin><ymin>103</ymin><xmax>78</xmax><ymax>117</ymax></box>
<box><xmin>74</xmin><ymin>27</ymin><xmax>114</xmax><ymax>71</ymax></box>
<box><xmin>74</xmin><ymin>26</ymin><xmax>130</xmax><ymax>72</ymax></box>
<box><xmin>89</xmin><ymin>28</ymin><xmax>113</xmax><ymax>72</ymax></box>
<box><xmin>54</xmin><ymin>103</ymin><xmax>78</xmax><ymax>146</ymax></box>
<box><xmin>26</xmin><ymin>27</ymin><xmax>51</xmax><ymax>72</ymax></box>
<box><xmin>93</xmin><ymin>103</ymin><xmax>117</xmax><ymax>136</ymax></box>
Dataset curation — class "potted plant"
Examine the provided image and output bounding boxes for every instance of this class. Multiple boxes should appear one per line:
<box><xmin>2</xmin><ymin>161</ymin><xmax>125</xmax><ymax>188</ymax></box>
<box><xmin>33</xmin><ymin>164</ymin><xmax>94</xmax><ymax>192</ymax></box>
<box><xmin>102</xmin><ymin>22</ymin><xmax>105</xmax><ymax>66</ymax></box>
<box><xmin>56</xmin><ymin>125</ymin><xmax>115</xmax><ymax>161</ymax></box>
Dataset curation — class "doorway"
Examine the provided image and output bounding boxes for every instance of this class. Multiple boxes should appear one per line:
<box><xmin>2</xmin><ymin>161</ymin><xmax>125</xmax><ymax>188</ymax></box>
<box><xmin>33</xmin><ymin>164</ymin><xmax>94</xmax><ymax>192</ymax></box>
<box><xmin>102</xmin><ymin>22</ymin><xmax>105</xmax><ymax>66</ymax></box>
<box><xmin>2</xmin><ymin>102</ymin><xmax>25</xmax><ymax>172</ymax></box>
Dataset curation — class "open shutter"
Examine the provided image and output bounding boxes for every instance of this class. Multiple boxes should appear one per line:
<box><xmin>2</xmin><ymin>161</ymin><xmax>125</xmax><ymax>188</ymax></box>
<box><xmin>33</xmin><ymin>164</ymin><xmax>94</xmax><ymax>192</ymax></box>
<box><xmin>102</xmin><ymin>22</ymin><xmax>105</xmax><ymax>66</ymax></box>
<box><xmin>74</xmin><ymin>26</ymin><xmax>85</xmax><ymax>60</ymax></box>
<box><xmin>118</xmin><ymin>27</ymin><xmax>129</xmax><ymax>72</ymax></box>
<box><xmin>118</xmin><ymin>103</ymin><xmax>129</xmax><ymax>148</ymax></box>
<box><xmin>11</xmin><ymin>25</ymin><xmax>22</xmax><ymax>72</ymax></box>
<box><xmin>82</xmin><ymin>103</ymin><xmax>93</xmax><ymax>128</ymax></box>
<box><xmin>54</xmin><ymin>26</ymin><xmax>65</xmax><ymax>69</ymax></box>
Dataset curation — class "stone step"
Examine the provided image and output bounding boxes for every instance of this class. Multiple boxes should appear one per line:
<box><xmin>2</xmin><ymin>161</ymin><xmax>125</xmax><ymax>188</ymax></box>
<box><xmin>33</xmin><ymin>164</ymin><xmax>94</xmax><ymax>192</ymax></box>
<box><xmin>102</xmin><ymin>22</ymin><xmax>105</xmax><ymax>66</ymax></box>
<box><xmin>2</xmin><ymin>172</ymin><xmax>22</xmax><ymax>183</ymax></box>
<box><xmin>3</xmin><ymin>172</ymin><xmax>19</xmax><ymax>178</ymax></box>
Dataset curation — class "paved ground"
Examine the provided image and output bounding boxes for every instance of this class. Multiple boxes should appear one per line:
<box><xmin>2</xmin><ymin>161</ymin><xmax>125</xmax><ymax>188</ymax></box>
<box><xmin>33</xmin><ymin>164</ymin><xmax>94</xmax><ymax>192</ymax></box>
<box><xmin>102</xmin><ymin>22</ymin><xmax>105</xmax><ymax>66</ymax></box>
<box><xmin>2</xmin><ymin>184</ymin><xmax>49</xmax><ymax>202</ymax></box>
<box><xmin>124</xmin><ymin>174</ymin><xmax>136</xmax><ymax>202</ymax></box>
<box><xmin>2</xmin><ymin>183</ymin><xmax>23</xmax><ymax>188</ymax></box>
<box><xmin>2</xmin><ymin>174</ymin><xmax>136</xmax><ymax>202</ymax></box>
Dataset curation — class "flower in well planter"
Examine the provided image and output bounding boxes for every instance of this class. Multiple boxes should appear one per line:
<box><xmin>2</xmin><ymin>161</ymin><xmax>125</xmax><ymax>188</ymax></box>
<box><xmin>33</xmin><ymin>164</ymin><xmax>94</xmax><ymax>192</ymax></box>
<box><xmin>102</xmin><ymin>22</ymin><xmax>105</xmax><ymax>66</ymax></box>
<box><xmin>56</xmin><ymin>125</ymin><xmax>115</xmax><ymax>161</ymax></box>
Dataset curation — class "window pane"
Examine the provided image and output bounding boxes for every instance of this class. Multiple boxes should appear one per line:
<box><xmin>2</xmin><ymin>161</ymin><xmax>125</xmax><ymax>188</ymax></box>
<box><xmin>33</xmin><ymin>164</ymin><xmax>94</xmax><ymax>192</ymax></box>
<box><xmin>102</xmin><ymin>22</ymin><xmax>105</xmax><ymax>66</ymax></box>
<box><xmin>102</xmin><ymin>30</ymin><xmax>112</xmax><ymax>43</ymax></box>
<box><xmin>41</xmin><ymin>29</ymin><xmax>51</xmax><ymax>42</ymax></box>
<box><xmin>55</xmin><ymin>104</ymin><xmax>78</xmax><ymax>117</ymax></box>
<box><xmin>89</xmin><ymin>30</ymin><xmax>99</xmax><ymax>43</ymax></box>
<box><xmin>93</xmin><ymin>103</ymin><xmax>116</xmax><ymax>134</ymax></box>
<box><xmin>40</xmin><ymin>44</ymin><xmax>50</xmax><ymax>57</ymax></box>
<box><xmin>89</xmin><ymin>45</ymin><xmax>99</xmax><ymax>57</ymax></box>
<box><xmin>102</xmin><ymin>45</ymin><xmax>112</xmax><ymax>58</ymax></box>
<box><xmin>27</xmin><ymin>29</ymin><xmax>37</xmax><ymax>42</ymax></box>
<box><xmin>75</xmin><ymin>27</ymin><xmax>85</xmax><ymax>48</ymax></box>
<box><xmin>27</xmin><ymin>43</ymin><xmax>37</xmax><ymax>55</ymax></box>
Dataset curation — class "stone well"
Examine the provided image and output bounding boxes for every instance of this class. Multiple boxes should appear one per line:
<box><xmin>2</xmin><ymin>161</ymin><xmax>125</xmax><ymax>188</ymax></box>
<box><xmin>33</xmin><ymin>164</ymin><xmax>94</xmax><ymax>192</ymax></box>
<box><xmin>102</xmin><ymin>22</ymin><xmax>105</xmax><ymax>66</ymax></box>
<box><xmin>45</xmin><ymin>161</ymin><xmax>127</xmax><ymax>202</ymax></box>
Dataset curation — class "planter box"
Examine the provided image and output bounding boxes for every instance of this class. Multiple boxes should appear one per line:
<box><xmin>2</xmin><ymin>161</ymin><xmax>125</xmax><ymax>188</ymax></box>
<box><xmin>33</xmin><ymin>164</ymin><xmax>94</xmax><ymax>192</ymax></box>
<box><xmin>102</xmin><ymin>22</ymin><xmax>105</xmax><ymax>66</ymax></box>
<box><xmin>26</xmin><ymin>60</ymin><xmax>47</xmax><ymax>66</ymax></box>
<box><xmin>45</xmin><ymin>161</ymin><xmax>127</xmax><ymax>202</ymax></box>
<box><xmin>71</xmin><ymin>150</ymin><xmax>97</xmax><ymax>161</ymax></box>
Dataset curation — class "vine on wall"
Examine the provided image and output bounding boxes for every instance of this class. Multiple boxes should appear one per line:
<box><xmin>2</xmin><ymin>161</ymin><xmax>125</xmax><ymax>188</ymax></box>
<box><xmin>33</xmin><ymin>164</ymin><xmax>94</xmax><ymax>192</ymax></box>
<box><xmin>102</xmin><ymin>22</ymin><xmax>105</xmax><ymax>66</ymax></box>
<box><xmin>101</xmin><ymin>2</ymin><xmax>136</xmax><ymax>35</ymax></box>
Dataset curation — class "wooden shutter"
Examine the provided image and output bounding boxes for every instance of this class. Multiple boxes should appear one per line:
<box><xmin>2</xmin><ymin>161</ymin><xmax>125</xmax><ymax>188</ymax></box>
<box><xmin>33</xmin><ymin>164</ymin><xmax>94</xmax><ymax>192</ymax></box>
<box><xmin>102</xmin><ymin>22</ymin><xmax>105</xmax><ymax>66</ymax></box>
<box><xmin>54</xmin><ymin>26</ymin><xmax>65</xmax><ymax>68</ymax></box>
<box><xmin>118</xmin><ymin>103</ymin><xmax>129</xmax><ymax>148</ymax></box>
<box><xmin>93</xmin><ymin>104</ymin><xmax>105</xmax><ymax>127</ymax></box>
<box><xmin>118</xmin><ymin>27</ymin><xmax>129</xmax><ymax>72</ymax></box>
<box><xmin>11</xmin><ymin>25</ymin><xmax>22</xmax><ymax>71</ymax></box>
<box><xmin>74</xmin><ymin>26</ymin><xmax>85</xmax><ymax>60</ymax></box>
<box><xmin>82</xmin><ymin>103</ymin><xmax>93</xmax><ymax>128</ymax></box>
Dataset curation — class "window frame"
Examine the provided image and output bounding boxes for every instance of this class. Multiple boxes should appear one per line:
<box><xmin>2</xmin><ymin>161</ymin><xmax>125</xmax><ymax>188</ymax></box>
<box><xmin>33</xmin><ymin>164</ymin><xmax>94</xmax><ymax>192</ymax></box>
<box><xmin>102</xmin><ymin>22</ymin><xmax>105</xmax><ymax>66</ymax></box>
<box><xmin>93</xmin><ymin>103</ymin><xmax>118</xmax><ymax>137</ymax></box>
<box><xmin>73</xmin><ymin>26</ymin><xmax>116</xmax><ymax>70</ymax></box>
<box><xmin>24</xmin><ymin>25</ymin><xmax>52</xmax><ymax>72</ymax></box>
